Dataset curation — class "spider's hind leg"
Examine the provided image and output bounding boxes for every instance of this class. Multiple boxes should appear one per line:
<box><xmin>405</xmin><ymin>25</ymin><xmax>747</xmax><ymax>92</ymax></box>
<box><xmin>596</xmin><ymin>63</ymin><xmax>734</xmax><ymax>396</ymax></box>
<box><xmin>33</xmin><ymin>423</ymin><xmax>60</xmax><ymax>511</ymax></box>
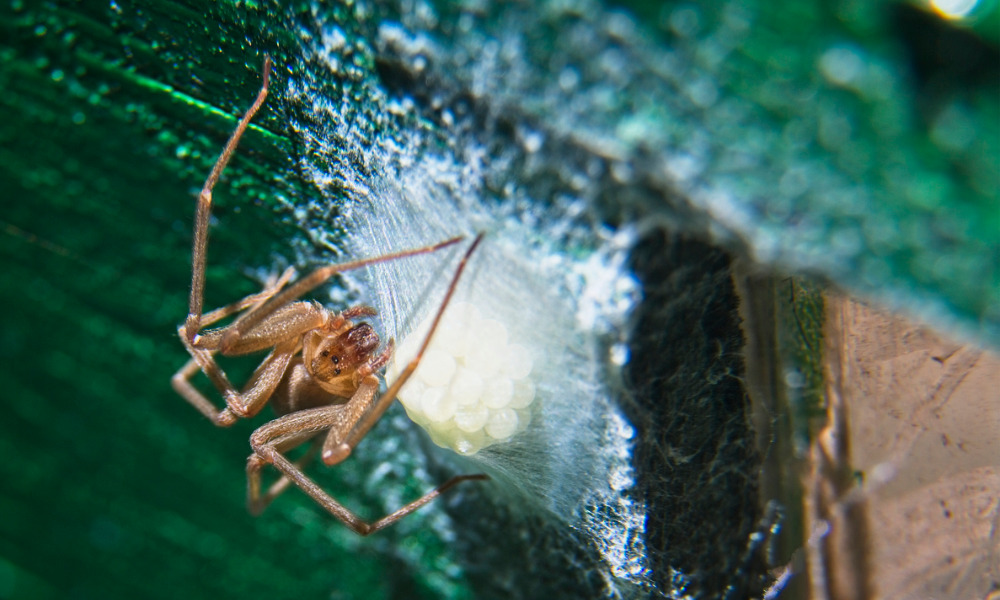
<box><xmin>247</xmin><ymin>402</ymin><xmax>487</xmax><ymax>535</ymax></box>
<box><xmin>247</xmin><ymin>434</ymin><xmax>323</xmax><ymax>515</ymax></box>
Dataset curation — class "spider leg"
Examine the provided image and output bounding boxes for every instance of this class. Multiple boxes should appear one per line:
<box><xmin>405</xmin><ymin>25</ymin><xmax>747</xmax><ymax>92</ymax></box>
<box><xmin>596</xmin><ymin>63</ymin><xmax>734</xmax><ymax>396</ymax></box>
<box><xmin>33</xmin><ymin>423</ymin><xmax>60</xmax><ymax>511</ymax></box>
<box><xmin>247</xmin><ymin>396</ymin><xmax>487</xmax><ymax>534</ymax></box>
<box><xmin>247</xmin><ymin>434</ymin><xmax>322</xmax><ymax>515</ymax></box>
<box><xmin>186</xmin><ymin>56</ymin><xmax>272</xmax><ymax>344</ymax></box>
<box><xmin>179</xmin><ymin>300</ymin><xmax>329</xmax><ymax>424</ymax></box>
<box><xmin>319</xmin><ymin>375</ymin><xmax>383</xmax><ymax>462</ymax></box>
<box><xmin>173</xmin><ymin>336</ymin><xmax>300</xmax><ymax>426</ymax></box>
<box><xmin>181</xmin><ymin>265</ymin><xmax>296</xmax><ymax>340</ymax></box>
<box><xmin>172</xmin><ymin>356</ymin><xmax>227</xmax><ymax>424</ymax></box>
<box><xmin>177</xmin><ymin>300</ymin><xmax>325</xmax><ymax>426</ymax></box>
<box><xmin>198</xmin><ymin>266</ymin><xmax>297</xmax><ymax>327</ymax></box>
<box><xmin>218</xmin><ymin>236</ymin><xmax>464</xmax><ymax>353</ymax></box>
<box><xmin>172</xmin><ymin>266</ymin><xmax>297</xmax><ymax>426</ymax></box>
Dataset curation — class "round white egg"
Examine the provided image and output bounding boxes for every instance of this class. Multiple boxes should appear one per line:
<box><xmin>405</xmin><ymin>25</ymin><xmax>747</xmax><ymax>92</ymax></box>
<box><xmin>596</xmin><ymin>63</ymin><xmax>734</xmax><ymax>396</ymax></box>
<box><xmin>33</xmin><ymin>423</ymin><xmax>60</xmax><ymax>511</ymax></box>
<box><xmin>389</xmin><ymin>302</ymin><xmax>537</xmax><ymax>454</ymax></box>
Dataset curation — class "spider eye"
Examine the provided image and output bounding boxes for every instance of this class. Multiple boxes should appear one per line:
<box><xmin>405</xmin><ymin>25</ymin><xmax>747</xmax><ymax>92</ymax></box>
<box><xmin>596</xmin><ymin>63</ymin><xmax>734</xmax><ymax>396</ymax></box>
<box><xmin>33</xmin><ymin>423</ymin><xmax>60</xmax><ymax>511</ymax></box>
<box><xmin>331</xmin><ymin>355</ymin><xmax>340</xmax><ymax>364</ymax></box>
<box><xmin>334</xmin><ymin>368</ymin><xmax>342</xmax><ymax>376</ymax></box>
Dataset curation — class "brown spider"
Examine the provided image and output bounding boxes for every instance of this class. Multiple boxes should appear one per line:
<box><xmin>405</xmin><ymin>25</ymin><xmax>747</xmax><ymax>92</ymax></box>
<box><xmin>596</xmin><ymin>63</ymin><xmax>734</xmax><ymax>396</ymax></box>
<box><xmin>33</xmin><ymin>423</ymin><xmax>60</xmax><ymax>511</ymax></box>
<box><xmin>171</xmin><ymin>56</ymin><xmax>487</xmax><ymax>535</ymax></box>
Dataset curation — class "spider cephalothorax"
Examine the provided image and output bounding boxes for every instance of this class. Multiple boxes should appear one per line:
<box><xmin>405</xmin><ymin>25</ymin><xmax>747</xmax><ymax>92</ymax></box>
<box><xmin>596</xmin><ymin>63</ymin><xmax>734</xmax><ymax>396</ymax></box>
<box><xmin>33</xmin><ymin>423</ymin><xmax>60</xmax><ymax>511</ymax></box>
<box><xmin>306</xmin><ymin>320</ymin><xmax>382</xmax><ymax>388</ymax></box>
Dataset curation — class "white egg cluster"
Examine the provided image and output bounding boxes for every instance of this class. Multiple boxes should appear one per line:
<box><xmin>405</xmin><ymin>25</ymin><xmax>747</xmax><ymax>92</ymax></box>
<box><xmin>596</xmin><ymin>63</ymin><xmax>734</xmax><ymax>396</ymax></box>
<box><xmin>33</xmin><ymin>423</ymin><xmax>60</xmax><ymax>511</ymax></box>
<box><xmin>386</xmin><ymin>302</ymin><xmax>536</xmax><ymax>455</ymax></box>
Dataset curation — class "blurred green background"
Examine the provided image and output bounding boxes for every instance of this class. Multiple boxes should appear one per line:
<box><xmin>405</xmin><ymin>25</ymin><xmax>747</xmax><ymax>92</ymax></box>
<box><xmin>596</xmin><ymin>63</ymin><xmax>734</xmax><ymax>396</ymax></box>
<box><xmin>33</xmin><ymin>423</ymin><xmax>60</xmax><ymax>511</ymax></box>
<box><xmin>1</xmin><ymin>0</ymin><xmax>996</xmax><ymax>598</ymax></box>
